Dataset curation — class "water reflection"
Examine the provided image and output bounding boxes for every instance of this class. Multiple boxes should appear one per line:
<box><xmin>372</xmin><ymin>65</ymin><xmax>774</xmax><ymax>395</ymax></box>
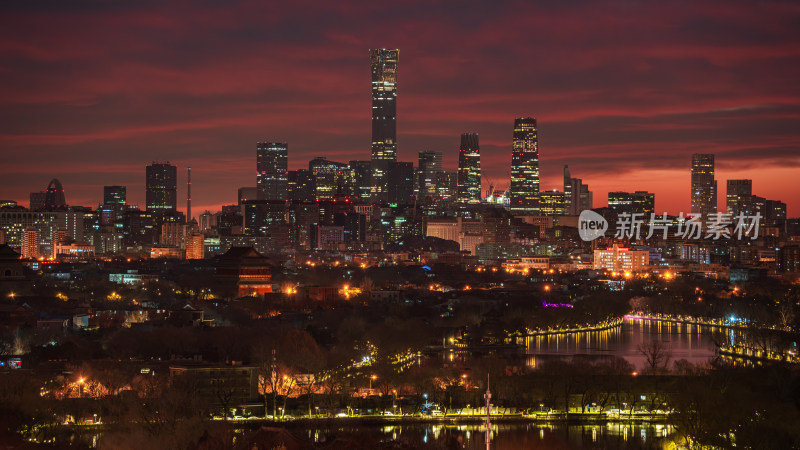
<box><xmin>298</xmin><ymin>422</ymin><xmax>676</xmax><ymax>449</ymax></box>
<box><xmin>524</xmin><ymin>317</ymin><xmax>740</xmax><ymax>369</ymax></box>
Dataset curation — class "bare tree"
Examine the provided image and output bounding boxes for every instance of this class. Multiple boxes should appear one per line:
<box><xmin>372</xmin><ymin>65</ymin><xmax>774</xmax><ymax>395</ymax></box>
<box><xmin>638</xmin><ymin>339</ymin><xmax>672</xmax><ymax>375</ymax></box>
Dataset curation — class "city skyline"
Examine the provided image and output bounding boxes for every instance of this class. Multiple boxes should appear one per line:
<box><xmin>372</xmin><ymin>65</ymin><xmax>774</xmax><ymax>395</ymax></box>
<box><xmin>1</xmin><ymin>1</ymin><xmax>800</xmax><ymax>215</ymax></box>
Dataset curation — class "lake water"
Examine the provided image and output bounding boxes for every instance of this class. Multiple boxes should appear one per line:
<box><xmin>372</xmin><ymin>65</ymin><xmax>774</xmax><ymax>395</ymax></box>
<box><xmin>292</xmin><ymin>422</ymin><xmax>677</xmax><ymax>449</ymax></box>
<box><xmin>524</xmin><ymin>316</ymin><xmax>735</xmax><ymax>371</ymax></box>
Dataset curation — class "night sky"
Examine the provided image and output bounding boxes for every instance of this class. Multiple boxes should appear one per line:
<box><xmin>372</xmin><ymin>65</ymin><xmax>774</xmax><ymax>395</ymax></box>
<box><xmin>1</xmin><ymin>0</ymin><xmax>799</xmax><ymax>215</ymax></box>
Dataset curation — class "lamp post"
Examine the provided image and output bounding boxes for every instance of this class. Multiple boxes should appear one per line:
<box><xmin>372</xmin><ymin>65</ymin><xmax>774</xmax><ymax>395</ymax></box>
<box><xmin>370</xmin><ymin>374</ymin><xmax>377</xmax><ymax>390</ymax></box>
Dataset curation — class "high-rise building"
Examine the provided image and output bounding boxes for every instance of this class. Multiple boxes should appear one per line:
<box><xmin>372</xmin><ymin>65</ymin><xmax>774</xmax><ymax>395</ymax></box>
<box><xmin>185</xmin><ymin>231</ymin><xmax>205</xmax><ymax>260</ymax></box>
<box><xmin>238</xmin><ymin>187</ymin><xmax>259</xmax><ymax>205</ymax></box>
<box><xmin>160</xmin><ymin>222</ymin><xmax>185</xmax><ymax>248</ymax></box>
<box><xmin>349</xmin><ymin>160</ymin><xmax>372</xmax><ymax>203</ymax></box>
<box><xmin>287</xmin><ymin>170</ymin><xmax>315</xmax><ymax>203</ymax></box>
<box><xmin>457</xmin><ymin>133</ymin><xmax>481</xmax><ymax>205</ymax></box>
<box><xmin>310</xmin><ymin>157</ymin><xmax>354</xmax><ymax>201</ymax></box>
<box><xmin>563</xmin><ymin>165</ymin><xmax>593</xmax><ymax>215</ymax></box>
<box><xmin>257</xmin><ymin>142</ymin><xmax>288</xmax><ymax>201</ymax></box>
<box><xmin>540</xmin><ymin>190</ymin><xmax>566</xmax><ymax>216</ymax></box>
<box><xmin>0</xmin><ymin>211</ymin><xmax>83</xmax><ymax>254</ymax></box>
<box><xmin>726</xmin><ymin>179</ymin><xmax>752</xmax><ymax>214</ymax></box>
<box><xmin>29</xmin><ymin>192</ymin><xmax>46</xmax><ymax>211</ymax></box>
<box><xmin>608</xmin><ymin>191</ymin><xmax>655</xmax><ymax>217</ymax></box>
<box><xmin>764</xmin><ymin>199</ymin><xmax>787</xmax><ymax>226</ymax></box>
<box><xmin>21</xmin><ymin>226</ymin><xmax>40</xmax><ymax>259</ymax></box>
<box><xmin>198</xmin><ymin>210</ymin><xmax>218</xmax><ymax>232</ymax></box>
<box><xmin>418</xmin><ymin>151</ymin><xmax>443</xmax><ymax>201</ymax></box>
<box><xmin>50</xmin><ymin>227</ymin><xmax>68</xmax><ymax>259</ymax></box>
<box><xmin>509</xmin><ymin>118</ymin><xmax>540</xmax><ymax>215</ymax></box>
<box><xmin>434</xmin><ymin>171</ymin><xmax>458</xmax><ymax>203</ymax></box>
<box><xmin>44</xmin><ymin>179</ymin><xmax>67</xmax><ymax>210</ymax></box>
<box><xmin>370</xmin><ymin>49</ymin><xmax>399</xmax><ymax>203</ymax></box>
<box><xmin>388</xmin><ymin>161</ymin><xmax>415</xmax><ymax>205</ymax></box>
<box><xmin>242</xmin><ymin>200</ymin><xmax>287</xmax><ymax>237</ymax></box>
<box><xmin>691</xmin><ymin>154</ymin><xmax>717</xmax><ymax>217</ymax></box>
<box><xmin>103</xmin><ymin>186</ymin><xmax>127</xmax><ymax>207</ymax></box>
<box><xmin>146</xmin><ymin>162</ymin><xmax>177</xmax><ymax>215</ymax></box>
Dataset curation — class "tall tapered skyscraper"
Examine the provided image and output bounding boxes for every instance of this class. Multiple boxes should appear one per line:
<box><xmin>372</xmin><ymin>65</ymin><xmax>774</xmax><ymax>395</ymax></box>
<box><xmin>257</xmin><ymin>142</ymin><xmax>288</xmax><ymax>201</ymax></box>
<box><xmin>691</xmin><ymin>154</ymin><xmax>717</xmax><ymax>217</ymax></box>
<box><xmin>370</xmin><ymin>48</ymin><xmax>398</xmax><ymax>203</ymax></box>
<box><xmin>457</xmin><ymin>133</ymin><xmax>481</xmax><ymax>204</ymax></box>
<box><xmin>509</xmin><ymin>117</ymin><xmax>540</xmax><ymax>215</ymax></box>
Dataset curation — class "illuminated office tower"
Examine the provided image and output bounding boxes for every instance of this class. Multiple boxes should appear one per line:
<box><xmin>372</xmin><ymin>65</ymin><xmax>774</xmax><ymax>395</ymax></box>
<box><xmin>608</xmin><ymin>191</ymin><xmax>655</xmax><ymax>216</ymax></box>
<box><xmin>691</xmin><ymin>154</ymin><xmax>717</xmax><ymax>217</ymax></box>
<box><xmin>257</xmin><ymin>142</ymin><xmax>288</xmax><ymax>201</ymax></box>
<box><xmin>370</xmin><ymin>49</ymin><xmax>399</xmax><ymax>203</ymax></box>
<box><xmin>509</xmin><ymin>118</ymin><xmax>540</xmax><ymax>215</ymax></box>
<box><xmin>287</xmin><ymin>170</ymin><xmax>315</xmax><ymax>203</ymax></box>
<box><xmin>103</xmin><ymin>186</ymin><xmax>126</xmax><ymax>207</ymax></box>
<box><xmin>349</xmin><ymin>160</ymin><xmax>372</xmax><ymax>203</ymax></box>
<box><xmin>418</xmin><ymin>151</ymin><xmax>443</xmax><ymax>201</ymax></box>
<box><xmin>457</xmin><ymin>133</ymin><xmax>481</xmax><ymax>205</ymax></box>
<box><xmin>146</xmin><ymin>162</ymin><xmax>177</xmax><ymax>215</ymax></box>
<box><xmin>726</xmin><ymin>179</ymin><xmax>752</xmax><ymax>214</ymax></box>
<box><xmin>310</xmin><ymin>157</ymin><xmax>353</xmax><ymax>201</ymax></box>
<box><xmin>540</xmin><ymin>190</ymin><xmax>566</xmax><ymax>216</ymax></box>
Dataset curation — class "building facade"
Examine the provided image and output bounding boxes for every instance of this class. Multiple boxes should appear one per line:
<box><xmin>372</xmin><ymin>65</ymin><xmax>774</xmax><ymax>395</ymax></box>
<box><xmin>457</xmin><ymin>133</ymin><xmax>481</xmax><ymax>205</ymax></box>
<box><xmin>146</xmin><ymin>162</ymin><xmax>177</xmax><ymax>215</ymax></box>
<box><xmin>509</xmin><ymin>118</ymin><xmax>540</xmax><ymax>215</ymax></box>
<box><xmin>370</xmin><ymin>48</ymin><xmax>399</xmax><ymax>203</ymax></box>
<box><xmin>256</xmin><ymin>142</ymin><xmax>288</xmax><ymax>201</ymax></box>
<box><xmin>691</xmin><ymin>154</ymin><xmax>717</xmax><ymax>218</ymax></box>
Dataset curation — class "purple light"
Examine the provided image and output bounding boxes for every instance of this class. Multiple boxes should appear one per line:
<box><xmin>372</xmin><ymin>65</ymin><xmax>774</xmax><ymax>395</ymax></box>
<box><xmin>541</xmin><ymin>299</ymin><xmax>573</xmax><ymax>308</ymax></box>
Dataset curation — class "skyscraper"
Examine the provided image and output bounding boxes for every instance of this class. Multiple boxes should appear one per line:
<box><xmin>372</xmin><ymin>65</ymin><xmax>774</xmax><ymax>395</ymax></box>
<box><xmin>388</xmin><ymin>161</ymin><xmax>415</xmax><ymax>205</ymax></box>
<box><xmin>257</xmin><ymin>142</ymin><xmax>288</xmax><ymax>201</ymax></box>
<box><xmin>608</xmin><ymin>191</ymin><xmax>655</xmax><ymax>216</ymax></box>
<box><xmin>349</xmin><ymin>160</ymin><xmax>372</xmax><ymax>203</ymax></box>
<box><xmin>146</xmin><ymin>162</ymin><xmax>177</xmax><ymax>215</ymax></box>
<box><xmin>103</xmin><ymin>186</ymin><xmax>126</xmax><ymax>207</ymax></box>
<box><xmin>44</xmin><ymin>179</ymin><xmax>67</xmax><ymax>210</ymax></box>
<box><xmin>310</xmin><ymin>157</ymin><xmax>354</xmax><ymax>201</ymax></box>
<box><xmin>563</xmin><ymin>165</ymin><xmax>592</xmax><ymax>215</ymax></box>
<box><xmin>21</xmin><ymin>226</ymin><xmax>40</xmax><ymax>259</ymax></box>
<box><xmin>726</xmin><ymin>179</ymin><xmax>752</xmax><ymax>214</ymax></box>
<box><xmin>691</xmin><ymin>154</ymin><xmax>717</xmax><ymax>217</ymax></box>
<box><xmin>370</xmin><ymin>48</ymin><xmax>399</xmax><ymax>203</ymax></box>
<box><xmin>509</xmin><ymin>118</ymin><xmax>540</xmax><ymax>215</ymax></box>
<box><xmin>540</xmin><ymin>190</ymin><xmax>566</xmax><ymax>216</ymax></box>
<box><xmin>418</xmin><ymin>151</ymin><xmax>443</xmax><ymax>201</ymax></box>
<box><xmin>457</xmin><ymin>133</ymin><xmax>481</xmax><ymax>205</ymax></box>
<box><xmin>287</xmin><ymin>170</ymin><xmax>315</xmax><ymax>203</ymax></box>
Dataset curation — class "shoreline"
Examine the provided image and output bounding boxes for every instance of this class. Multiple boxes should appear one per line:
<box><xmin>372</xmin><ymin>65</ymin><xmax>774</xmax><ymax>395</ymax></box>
<box><xmin>52</xmin><ymin>413</ymin><xmax>672</xmax><ymax>432</ymax></box>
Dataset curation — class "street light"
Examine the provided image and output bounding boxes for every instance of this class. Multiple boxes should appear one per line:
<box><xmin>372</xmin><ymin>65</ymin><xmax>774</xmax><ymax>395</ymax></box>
<box><xmin>370</xmin><ymin>374</ymin><xmax>377</xmax><ymax>390</ymax></box>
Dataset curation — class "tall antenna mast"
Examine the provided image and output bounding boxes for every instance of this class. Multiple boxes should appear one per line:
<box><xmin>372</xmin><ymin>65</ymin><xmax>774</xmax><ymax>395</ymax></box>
<box><xmin>186</xmin><ymin>166</ymin><xmax>192</xmax><ymax>223</ymax></box>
